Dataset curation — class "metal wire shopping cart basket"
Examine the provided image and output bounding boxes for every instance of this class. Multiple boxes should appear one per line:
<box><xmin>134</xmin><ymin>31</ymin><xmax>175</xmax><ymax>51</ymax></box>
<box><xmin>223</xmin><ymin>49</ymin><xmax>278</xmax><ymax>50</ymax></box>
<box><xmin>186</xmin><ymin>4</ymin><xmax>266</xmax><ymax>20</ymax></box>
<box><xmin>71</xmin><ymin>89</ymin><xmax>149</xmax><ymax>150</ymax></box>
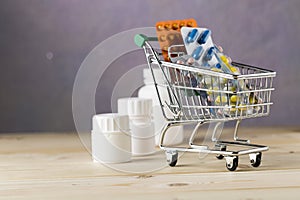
<box><xmin>134</xmin><ymin>34</ymin><xmax>276</xmax><ymax>171</ymax></box>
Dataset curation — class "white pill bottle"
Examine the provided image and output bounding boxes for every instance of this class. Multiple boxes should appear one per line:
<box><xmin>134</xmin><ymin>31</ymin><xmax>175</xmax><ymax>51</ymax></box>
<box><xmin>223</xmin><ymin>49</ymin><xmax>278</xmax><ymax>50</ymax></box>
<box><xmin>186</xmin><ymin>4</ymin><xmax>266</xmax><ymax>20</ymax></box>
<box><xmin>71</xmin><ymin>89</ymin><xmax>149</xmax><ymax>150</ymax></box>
<box><xmin>138</xmin><ymin>68</ymin><xmax>184</xmax><ymax>146</ymax></box>
<box><xmin>91</xmin><ymin>113</ymin><xmax>131</xmax><ymax>163</ymax></box>
<box><xmin>118</xmin><ymin>98</ymin><xmax>156</xmax><ymax>156</ymax></box>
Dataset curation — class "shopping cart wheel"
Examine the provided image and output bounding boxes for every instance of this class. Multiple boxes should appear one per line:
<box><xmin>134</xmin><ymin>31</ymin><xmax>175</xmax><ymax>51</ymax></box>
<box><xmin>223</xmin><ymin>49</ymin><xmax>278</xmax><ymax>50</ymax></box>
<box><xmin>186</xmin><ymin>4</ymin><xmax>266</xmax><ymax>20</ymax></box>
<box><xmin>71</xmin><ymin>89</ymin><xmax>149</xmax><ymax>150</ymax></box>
<box><xmin>225</xmin><ymin>156</ymin><xmax>239</xmax><ymax>171</ymax></box>
<box><xmin>249</xmin><ymin>152</ymin><xmax>262</xmax><ymax>167</ymax></box>
<box><xmin>166</xmin><ymin>150</ymin><xmax>178</xmax><ymax>167</ymax></box>
<box><xmin>215</xmin><ymin>145</ymin><xmax>226</xmax><ymax>160</ymax></box>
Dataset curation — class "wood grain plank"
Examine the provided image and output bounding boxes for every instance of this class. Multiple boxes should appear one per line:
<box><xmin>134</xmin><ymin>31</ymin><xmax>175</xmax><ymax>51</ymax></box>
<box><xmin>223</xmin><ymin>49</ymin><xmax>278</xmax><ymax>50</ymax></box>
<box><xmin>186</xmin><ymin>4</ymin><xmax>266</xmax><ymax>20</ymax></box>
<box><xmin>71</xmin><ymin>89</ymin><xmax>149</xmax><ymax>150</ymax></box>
<box><xmin>0</xmin><ymin>127</ymin><xmax>299</xmax><ymax>199</ymax></box>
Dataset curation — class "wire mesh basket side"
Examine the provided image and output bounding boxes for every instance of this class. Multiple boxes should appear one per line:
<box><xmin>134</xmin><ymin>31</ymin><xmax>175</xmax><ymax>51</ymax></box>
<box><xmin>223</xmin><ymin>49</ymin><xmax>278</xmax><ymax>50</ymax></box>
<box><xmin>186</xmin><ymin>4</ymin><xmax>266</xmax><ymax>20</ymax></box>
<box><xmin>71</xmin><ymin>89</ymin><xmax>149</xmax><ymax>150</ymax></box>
<box><xmin>143</xmin><ymin>41</ymin><xmax>275</xmax><ymax>122</ymax></box>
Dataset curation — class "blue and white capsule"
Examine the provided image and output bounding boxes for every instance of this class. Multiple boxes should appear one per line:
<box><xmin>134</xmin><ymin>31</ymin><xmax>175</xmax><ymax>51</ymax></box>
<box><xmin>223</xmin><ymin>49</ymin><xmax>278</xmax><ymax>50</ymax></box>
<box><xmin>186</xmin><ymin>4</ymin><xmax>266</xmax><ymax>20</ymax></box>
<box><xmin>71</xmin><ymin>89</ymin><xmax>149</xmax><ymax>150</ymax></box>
<box><xmin>192</xmin><ymin>46</ymin><xmax>204</xmax><ymax>60</ymax></box>
<box><xmin>186</xmin><ymin>29</ymin><xmax>199</xmax><ymax>43</ymax></box>
<box><xmin>215</xmin><ymin>63</ymin><xmax>221</xmax><ymax>69</ymax></box>
<box><xmin>197</xmin><ymin>29</ymin><xmax>211</xmax><ymax>45</ymax></box>
<box><xmin>205</xmin><ymin>47</ymin><xmax>215</xmax><ymax>61</ymax></box>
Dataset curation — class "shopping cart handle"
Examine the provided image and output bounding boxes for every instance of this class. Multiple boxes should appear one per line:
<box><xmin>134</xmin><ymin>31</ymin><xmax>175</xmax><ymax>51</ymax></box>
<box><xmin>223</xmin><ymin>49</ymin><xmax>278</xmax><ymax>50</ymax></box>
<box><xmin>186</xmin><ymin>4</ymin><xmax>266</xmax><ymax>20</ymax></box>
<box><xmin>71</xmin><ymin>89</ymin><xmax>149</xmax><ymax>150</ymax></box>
<box><xmin>134</xmin><ymin>34</ymin><xmax>158</xmax><ymax>47</ymax></box>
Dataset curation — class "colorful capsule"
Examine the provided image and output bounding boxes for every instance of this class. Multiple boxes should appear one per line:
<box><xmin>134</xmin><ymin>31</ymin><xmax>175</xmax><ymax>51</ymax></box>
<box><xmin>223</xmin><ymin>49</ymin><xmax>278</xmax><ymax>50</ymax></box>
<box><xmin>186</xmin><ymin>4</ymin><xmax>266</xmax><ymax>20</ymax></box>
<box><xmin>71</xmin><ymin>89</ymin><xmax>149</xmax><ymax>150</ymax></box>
<box><xmin>197</xmin><ymin>30</ymin><xmax>211</xmax><ymax>45</ymax></box>
<box><xmin>192</xmin><ymin>46</ymin><xmax>204</xmax><ymax>60</ymax></box>
<box><xmin>186</xmin><ymin>29</ymin><xmax>199</xmax><ymax>43</ymax></box>
<box><xmin>238</xmin><ymin>104</ymin><xmax>247</xmax><ymax>111</ymax></box>
<box><xmin>214</xmin><ymin>55</ymin><xmax>232</xmax><ymax>74</ymax></box>
<box><xmin>191</xmin><ymin>76</ymin><xmax>198</xmax><ymax>87</ymax></box>
<box><xmin>220</xmin><ymin>55</ymin><xmax>229</xmax><ymax>63</ymax></box>
<box><xmin>215</xmin><ymin>63</ymin><xmax>221</xmax><ymax>69</ymax></box>
<box><xmin>215</xmin><ymin>95</ymin><xmax>228</xmax><ymax>105</ymax></box>
<box><xmin>230</xmin><ymin>105</ymin><xmax>237</xmax><ymax>112</ymax></box>
<box><xmin>205</xmin><ymin>47</ymin><xmax>215</xmax><ymax>61</ymax></box>
<box><xmin>249</xmin><ymin>93</ymin><xmax>258</xmax><ymax>104</ymax></box>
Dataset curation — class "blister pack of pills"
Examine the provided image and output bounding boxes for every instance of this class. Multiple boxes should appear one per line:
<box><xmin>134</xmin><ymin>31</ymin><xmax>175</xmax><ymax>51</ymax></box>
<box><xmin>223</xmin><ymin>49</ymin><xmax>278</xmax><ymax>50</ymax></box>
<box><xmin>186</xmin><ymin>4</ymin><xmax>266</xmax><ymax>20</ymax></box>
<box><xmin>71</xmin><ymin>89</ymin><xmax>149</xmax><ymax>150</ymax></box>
<box><xmin>180</xmin><ymin>27</ymin><xmax>239</xmax><ymax>74</ymax></box>
<box><xmin>156</xmin><ymin>19</ymin><xmax>197</xmax><ymax>62</ymax></box>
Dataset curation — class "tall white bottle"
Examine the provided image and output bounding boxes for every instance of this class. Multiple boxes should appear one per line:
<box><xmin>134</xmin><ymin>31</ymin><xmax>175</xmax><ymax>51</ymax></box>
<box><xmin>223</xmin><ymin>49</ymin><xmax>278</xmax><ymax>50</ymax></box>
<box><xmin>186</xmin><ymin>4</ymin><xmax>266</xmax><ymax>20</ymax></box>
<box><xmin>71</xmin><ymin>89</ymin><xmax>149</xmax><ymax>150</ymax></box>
<box><xmin>118</xmin><ymin>98</ymin><xmax>155</xmax><ymax>156</ymax></box>
<box><xmin>138</xmin><ymin>68</ymin><xmax>184</xmax><ymax>146</ymax></box>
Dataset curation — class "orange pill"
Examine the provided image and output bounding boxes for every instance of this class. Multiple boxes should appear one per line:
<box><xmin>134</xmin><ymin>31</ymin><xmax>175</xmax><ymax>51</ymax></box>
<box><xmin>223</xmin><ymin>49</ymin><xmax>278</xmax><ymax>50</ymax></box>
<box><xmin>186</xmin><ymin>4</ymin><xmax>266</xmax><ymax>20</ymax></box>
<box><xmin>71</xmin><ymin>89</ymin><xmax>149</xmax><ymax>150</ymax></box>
<box><xmin>187</xmin><ymin>21</ymin><xmax>194</xmax><ymax>27</ymax></box>
<box><xmin>164</xmin><ymin>24</ymin><xmax>171</xmax><ymax>30</ymax></box>
<box><xmin>156</xmin><ymin>24</ymin><xmax>164</xmax><ymax>31</ymax></box>
<box><xmin>172</xmin><ymin>23</ymin><xmax>179</xmax><ymax>30</ymax></box>
<box><xmin>179</xmin><ymin>22</ymin><xmax>186</xmax><ymax>28</ymax></box>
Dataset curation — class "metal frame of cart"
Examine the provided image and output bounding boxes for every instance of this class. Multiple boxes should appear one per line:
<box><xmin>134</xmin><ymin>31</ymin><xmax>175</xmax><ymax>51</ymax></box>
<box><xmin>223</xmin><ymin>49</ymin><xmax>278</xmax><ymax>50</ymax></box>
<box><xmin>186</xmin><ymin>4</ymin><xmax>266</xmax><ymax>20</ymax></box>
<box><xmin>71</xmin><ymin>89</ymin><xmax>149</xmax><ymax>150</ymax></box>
<box><xmin>134</xmin><ymin>34</ymin><xmax>276</xmax><ymax>171</ymax></box>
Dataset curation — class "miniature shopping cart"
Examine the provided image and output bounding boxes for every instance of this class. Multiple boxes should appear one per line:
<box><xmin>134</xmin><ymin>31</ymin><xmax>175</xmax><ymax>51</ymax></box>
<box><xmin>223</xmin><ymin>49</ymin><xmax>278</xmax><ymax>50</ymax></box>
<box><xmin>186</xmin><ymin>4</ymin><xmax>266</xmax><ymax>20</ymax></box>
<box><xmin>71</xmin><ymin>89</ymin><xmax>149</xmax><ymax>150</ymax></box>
<box><xmin>134</xmin><ymin>34</ymin><xmax>276</xmax><ymax>171</ymax></box>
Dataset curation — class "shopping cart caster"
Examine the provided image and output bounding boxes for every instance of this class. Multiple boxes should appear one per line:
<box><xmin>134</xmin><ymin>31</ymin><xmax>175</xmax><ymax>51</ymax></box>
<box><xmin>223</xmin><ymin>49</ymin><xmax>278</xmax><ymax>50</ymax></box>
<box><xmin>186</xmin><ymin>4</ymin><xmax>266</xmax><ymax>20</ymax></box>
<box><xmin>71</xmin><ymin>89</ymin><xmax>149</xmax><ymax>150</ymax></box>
<box><xmin>215</xmin><ymin>145</ymin><xmax>226</xmax><ymax>160</ymax></box>
<box><xmin>166</xmin><ymin>150</ymin><xmax>178</xmax><ymax>167</ymax></box>
<box><xmin>225</xmin><ymin>156</ymin><xmax>239</xmax><ymax>171</ymax></box>
<box><xmin>249</xmin><ymin>152</ymin><xmax>262</xmax><ymax>167</ymax></box>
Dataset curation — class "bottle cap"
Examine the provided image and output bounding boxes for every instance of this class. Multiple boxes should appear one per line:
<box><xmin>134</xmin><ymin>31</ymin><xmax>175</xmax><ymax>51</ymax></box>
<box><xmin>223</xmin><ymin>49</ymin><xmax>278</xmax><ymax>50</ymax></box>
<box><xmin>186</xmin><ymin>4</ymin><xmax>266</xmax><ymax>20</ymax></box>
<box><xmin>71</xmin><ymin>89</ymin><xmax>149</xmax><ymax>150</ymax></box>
<box><xmin>118</xmin><ymin>98</ymin><xmax>152</xmax><ymax>117</ymax></box>
<box><xmin>127</xmin><ymin>98</ymin><xmax>152</xmax><ymax>117</ymax></box>
<box><xmin>92</xmin><ymin>113</ymin><xmax>129</xmax><ymax>133</ymax></box>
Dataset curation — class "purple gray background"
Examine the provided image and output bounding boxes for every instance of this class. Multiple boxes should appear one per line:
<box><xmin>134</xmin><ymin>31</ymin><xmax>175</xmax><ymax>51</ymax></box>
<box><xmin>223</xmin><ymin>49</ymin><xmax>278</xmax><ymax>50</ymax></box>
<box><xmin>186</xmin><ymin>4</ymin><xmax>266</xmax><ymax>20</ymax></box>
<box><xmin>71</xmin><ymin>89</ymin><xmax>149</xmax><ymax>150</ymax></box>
<box><xmin>0</xmin><ymin>0</ymin><xmax>299</xmax><ymax>133</ymax></box>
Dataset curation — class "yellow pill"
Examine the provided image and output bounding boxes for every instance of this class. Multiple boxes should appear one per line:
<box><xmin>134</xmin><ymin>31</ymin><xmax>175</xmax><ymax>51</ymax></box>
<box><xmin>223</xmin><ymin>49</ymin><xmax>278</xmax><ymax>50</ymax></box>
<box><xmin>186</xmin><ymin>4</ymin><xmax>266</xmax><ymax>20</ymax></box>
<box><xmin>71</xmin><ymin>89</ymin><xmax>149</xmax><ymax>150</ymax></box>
<box><xmin>220</xmin><ymin>55</ymin><xmax>241</xmax><ymax>75</ymax></box>
<box><xmin>220</xmin><ymin>55</ymin><xmax>228</xmax><ymax>63</ymax></box>
<box><xmin>249</xmin><ymin>97</ymin><xmax>256</xmax><ymax>104</ymax></box>
<box><xmin>230</xmin><ymin>66</ymin><xmax>240</xmax><ymax>75</ymax></box>
<box><xmin>249</xmin><ymin>93</ymin><xmax>258</xmax><ymax>104</ymax></box>
<box><xmin>229</xmin><ymin>104</ymin><xmax>237</xmax><ymax>112</ymax></box>
<box><xmin>238</xmin><ymin>104</ymin><xmax>247</xmax><ymax>111</ymax></box>
<box><xmin>230</xmin><ymin>95</ymin><xmax>239</xmax><ymax>103</ymax></box>
<box><xmin>211</xmin><ymin>67</ymin><xmax>223</xmax><ymax>73</ymax></box>
<box><xmin>215</xmin><ymin>95</ymin><xmax>228</xmax><ymax>105</ymax></box>
<box><xmin>207</xmin><ymin>86</ymin><xmax>219</xmax><ymax>95</ymax></box>
<box><xmin>223</xmin><ymin>85</ymin><xmax>237</xmax><ymax>92</ymax></box>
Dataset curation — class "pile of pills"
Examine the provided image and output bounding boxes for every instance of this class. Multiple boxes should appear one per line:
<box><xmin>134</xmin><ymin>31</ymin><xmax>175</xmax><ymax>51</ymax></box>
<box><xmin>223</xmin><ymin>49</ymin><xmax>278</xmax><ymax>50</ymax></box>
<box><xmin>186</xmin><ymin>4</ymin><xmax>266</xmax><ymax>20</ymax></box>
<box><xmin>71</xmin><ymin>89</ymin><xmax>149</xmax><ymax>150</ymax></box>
<box><xmin>180</xmin><ymin>27</ymin><xmax>240</xmax><ymax>74</ymax></box>
<box><xmin>155</xmin><ymin>20</ymin><xmax>263</xmax><ymax>117</ymax></box>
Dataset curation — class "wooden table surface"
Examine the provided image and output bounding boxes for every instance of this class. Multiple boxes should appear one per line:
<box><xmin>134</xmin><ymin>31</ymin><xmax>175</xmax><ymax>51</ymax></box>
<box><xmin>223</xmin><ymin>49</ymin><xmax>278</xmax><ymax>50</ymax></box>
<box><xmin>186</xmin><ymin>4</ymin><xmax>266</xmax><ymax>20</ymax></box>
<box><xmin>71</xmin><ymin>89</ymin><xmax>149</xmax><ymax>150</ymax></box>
<box><xmin>0</xmin><ymin>127</ymin><xmax>300</xmax><ymax>199</ymax></box>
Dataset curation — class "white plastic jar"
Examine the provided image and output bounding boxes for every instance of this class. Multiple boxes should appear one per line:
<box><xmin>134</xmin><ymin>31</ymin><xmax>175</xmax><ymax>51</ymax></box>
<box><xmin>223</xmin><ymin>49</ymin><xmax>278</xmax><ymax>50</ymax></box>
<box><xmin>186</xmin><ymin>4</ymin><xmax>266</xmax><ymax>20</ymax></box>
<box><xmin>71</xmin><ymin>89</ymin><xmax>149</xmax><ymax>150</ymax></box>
<box><xmin>118</xmin><ymin>98</ymin><xmax>155</xmax><ymax>156</ymax></box>
<box><xmin>138</xmin><ymin>68</ymin><xmax>184</xmax><ymax>146</ymax></box>
<box><xmin>91</xmin><ymin>113</ymin><xmax>131</xmax><ymax>163</ymax></box>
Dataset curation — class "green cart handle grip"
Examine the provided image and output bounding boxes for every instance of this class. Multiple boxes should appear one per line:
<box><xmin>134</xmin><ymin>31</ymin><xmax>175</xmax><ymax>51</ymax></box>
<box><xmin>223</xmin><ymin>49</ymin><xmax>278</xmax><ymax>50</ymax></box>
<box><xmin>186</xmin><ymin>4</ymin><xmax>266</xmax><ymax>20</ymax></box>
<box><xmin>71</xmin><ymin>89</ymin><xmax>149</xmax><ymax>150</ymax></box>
<box><xmin>134</xmin><ymin>34</ymin><xmax>158</xmax><ymax>47</ymax></box>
